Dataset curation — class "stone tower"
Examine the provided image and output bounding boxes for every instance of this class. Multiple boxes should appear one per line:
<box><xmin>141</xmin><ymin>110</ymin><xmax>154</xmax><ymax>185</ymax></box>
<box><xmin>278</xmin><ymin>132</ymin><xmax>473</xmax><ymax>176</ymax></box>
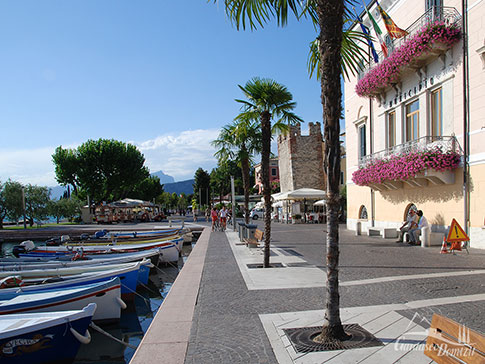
<box><xmin>277</xmin><ymin>122</ymin><xmax>325</xmax><ymax>193</ymax></box>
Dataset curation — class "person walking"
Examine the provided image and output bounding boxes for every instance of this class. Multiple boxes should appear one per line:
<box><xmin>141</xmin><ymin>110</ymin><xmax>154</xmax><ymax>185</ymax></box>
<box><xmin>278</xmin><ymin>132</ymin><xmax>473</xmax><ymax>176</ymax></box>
<box><xmin>211</xmin><ymin>207</ymin><xmax>219</xmax><ymax>231</ymax></box>
<box><xmin>219</xmin><ymin>205</ymin><xmax>228</xmax><ymax>231</ymax></box>
<box><xmin>205</xmin><ymin>207</ymin><xmax>210</xmax><ymax>222</ymax></box>
<box><xmin>396</xmin><ymin>209</ymin><xmax>418</xmax><ymax>243</ymax></box>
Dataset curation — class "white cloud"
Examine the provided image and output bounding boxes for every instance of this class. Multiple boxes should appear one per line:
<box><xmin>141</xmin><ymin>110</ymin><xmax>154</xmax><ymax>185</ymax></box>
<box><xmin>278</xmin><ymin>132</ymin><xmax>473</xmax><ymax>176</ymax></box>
<box><xmin>0</xmin><ymin>129</ymin><xmax>220</xmax><ymax>187</ymax></box>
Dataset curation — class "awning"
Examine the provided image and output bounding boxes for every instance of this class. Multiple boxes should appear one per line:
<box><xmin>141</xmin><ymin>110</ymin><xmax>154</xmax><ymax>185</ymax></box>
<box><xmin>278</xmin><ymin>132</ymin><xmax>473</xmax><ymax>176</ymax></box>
<box><xmin>274</xmin><ymin>188</ymin><xmax>326</xmax><ymax>201</ymax></box>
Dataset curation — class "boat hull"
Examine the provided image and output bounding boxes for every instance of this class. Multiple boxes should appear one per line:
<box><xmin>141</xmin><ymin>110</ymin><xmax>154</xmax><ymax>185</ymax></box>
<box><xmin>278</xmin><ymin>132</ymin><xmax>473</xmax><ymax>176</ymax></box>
<box><xmin>0</xmin><ymin>304</ymin><xmax>96</xmax><ymax>364</ymax></box>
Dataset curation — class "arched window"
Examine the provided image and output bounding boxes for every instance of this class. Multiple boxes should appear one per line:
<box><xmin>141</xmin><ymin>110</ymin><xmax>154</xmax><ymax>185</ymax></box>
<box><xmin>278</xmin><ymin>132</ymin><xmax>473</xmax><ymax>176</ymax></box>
<box><xmin>359</xmin><ymin>205</ymin><xmax>368</xmax><ymax>220</ymax></box>
<box><xmin>404</xmin><ymin>203</ymin><xmax>417</xmax><ymax>221</ymax></box>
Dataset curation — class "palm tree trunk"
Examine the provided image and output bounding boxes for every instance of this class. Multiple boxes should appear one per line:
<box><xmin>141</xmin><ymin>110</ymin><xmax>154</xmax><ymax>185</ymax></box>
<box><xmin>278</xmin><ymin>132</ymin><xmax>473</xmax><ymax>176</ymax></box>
<box><xmin>241</xmin><ymin>154</ymin><xmax>251</xmax><ymax>225</ymax></box>
<box><xmin>314</xmin><ymin>0</ymin><xmax>349</xmax><ymax>342</ymax></box>
<box><xmin>261</xmin><ymin>111</ymin><xmax>272</xmax><ymax>268</ymax></box>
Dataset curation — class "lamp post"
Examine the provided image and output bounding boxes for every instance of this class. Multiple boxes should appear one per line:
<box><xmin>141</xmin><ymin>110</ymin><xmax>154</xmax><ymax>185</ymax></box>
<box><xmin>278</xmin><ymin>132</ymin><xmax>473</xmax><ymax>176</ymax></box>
<box><xmin>231</xmin><ymin>176</ymin><xmax>236</xmax><ymax>231</ymax></box>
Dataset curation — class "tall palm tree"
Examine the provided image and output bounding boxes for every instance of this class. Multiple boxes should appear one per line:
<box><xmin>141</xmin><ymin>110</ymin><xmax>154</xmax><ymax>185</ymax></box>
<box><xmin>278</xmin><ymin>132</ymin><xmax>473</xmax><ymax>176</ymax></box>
<box><xmin>212</xmin><ymin>117</ymin><xmax>262</xmax><ymax>224</ymax></box>
<box><xmin>212</xmin><ymin>0</ymin><xmax>364</xmax><ymax>342</ymax></box>
<box><xmin>236</xmin><ymin>77</ymin><xmax>302</xmax><ymax>268</ymax></box>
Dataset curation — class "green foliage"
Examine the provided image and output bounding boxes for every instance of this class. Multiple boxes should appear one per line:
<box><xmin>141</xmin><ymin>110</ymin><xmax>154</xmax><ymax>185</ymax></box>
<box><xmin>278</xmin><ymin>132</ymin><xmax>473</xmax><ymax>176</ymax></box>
<box><xmin>48</xmin><ymin>197</ymin><xmax>82</xmax><ymax>223</ymax></box>
<box><xmin>24</xmin><ymin>184</ymin><xmax>50</xmax><ymax>226</ymax></box>
<box><xmin>52</xmin><ymin>139</ymin><xmax>149</xmax><ymax>203</ymax></box>
<box><xmin>0</xmin><ymin>180</ymin><xmax>23</xmax><ymax>228</ymax></box>
<box><xmin>193</xmin><ymin>168</ymin><xmax>211</xmax><ymax>205</ymax></box>
<box><xmin>130</xmin><ymin>176</ymin><xmax>164</xmax><ymax>202</ymax></box>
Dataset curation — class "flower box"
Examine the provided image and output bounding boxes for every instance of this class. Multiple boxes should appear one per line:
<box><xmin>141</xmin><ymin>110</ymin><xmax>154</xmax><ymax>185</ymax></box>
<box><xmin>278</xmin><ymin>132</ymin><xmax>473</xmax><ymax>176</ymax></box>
<box><xmin>356</xmin><ymin>22</ymin><xmax>462</xmax><ymax>98</ymax></box>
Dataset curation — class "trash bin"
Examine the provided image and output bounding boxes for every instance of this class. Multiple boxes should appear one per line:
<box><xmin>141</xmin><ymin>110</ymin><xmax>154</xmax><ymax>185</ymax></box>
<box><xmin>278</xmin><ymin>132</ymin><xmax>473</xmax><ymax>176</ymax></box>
<box><xmin>238</xmin><ymin>222</ymin><xmax>246</xmax><ymax>242</ymax></box>
<box><xmin>246</xmin><ymin>224</ymin><xmax>257</xmax><ymax>241</ymax></box>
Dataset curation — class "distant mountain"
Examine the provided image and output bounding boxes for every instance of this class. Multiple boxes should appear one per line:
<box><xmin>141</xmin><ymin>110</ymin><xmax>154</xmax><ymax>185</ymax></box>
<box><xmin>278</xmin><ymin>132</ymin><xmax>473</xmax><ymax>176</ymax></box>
<box><xmin>164</xmin><ymin>179</ymin><xmax>194</xmax><ymax>195</ymax></box>
<box><xmin>150</xmin><ymin>170</ymin><xmax>175</xmax><ymax>184</ymax></box>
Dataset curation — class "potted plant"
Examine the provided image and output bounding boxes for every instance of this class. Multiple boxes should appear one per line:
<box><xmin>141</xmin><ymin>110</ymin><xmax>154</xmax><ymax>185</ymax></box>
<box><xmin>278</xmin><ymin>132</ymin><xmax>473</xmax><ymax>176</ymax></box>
<box><xmin>292</xmin><ymin>214</ymin><xmax>302</xmax><ymax>224</ymax></box>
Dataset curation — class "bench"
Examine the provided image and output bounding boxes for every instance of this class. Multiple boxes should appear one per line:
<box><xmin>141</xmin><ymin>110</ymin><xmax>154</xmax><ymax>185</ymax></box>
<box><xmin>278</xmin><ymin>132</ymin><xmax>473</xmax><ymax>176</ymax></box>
<box><xmin>367</xmin><ymin>227</ymin><xmax>398</xmax><ymax>239</ymax></box>
<box><xmin>245</xmin><ymin>229</ymin><xmax>264</xmax><ymax>248</ymax></box>
<box><xmin>424</xmin><ymin>313</ymin><xmax>485</xmax><ymax>363</ymax></box>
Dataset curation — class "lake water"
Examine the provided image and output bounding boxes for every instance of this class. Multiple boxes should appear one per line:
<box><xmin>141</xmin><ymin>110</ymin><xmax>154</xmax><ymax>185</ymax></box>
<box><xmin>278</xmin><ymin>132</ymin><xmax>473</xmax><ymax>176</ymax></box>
<box><xmin>0</xmin><ymin>241</ymin><xmax>193</xmax><ymax>364</ymax></box>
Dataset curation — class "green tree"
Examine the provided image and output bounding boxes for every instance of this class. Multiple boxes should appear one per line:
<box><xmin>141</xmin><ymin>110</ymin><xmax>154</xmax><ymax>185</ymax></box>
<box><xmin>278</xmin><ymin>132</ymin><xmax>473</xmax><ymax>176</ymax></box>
<box><xmin>236</xmin><ymin>78</ymin><xmax>302</xmax><ymax>267</ymax></box>
<box><xmin>24</xmin><ymin>184</ymin><xmax>50</xmax><ymax>226</ymax></box>
<box><xmin>213</xmin><ymin>0</ymin><xmax>365</xmax><ymax>342</ymax></box>
<box><xmin>212</xmin><ymin>117</ymin><xmax>262</xmax><ymax>224</ymax></box>
<box><xmin>131</xmin><ymin>176</ymin><xmax>164</xmax><ymax>202</ymax></box>
<box><xmin>48</xmin><ymin>197</ymin><xmax>82</xmax><ymax>223</ymax></box>
<box><xmin>52</xmin><ymin>139</ymin><xmax>149</xmax><ymax>203</ymax></box>
<box><xmin>193</xmin><ymin>168</ymin><xmax>211</xmax><ymax>206</ymax></box>
<box><xmin>0</xmin><ymin>180</ymin><xmax>23</xmax><ymax>229</ymax></box>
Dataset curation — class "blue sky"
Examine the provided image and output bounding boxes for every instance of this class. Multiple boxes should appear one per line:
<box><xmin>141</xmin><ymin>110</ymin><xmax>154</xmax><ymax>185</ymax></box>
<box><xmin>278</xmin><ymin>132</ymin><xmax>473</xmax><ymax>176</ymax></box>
<box><xmin>0</xmin><ymin>0</ymin><xmax>329</xmax><ymax>186</ymax></box>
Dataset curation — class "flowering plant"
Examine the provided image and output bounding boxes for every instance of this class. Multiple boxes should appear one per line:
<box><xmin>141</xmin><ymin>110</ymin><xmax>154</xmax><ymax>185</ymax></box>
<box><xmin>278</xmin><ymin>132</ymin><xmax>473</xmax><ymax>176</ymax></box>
<box><xmin>356</xmin><ymin>21</ymin><xmax>461</xmax><ymax>98</ymax></box>
<box><xmin>352</xmin><ymin>148</ymin><xmax>461</xmax><ymax>186</ymax></box>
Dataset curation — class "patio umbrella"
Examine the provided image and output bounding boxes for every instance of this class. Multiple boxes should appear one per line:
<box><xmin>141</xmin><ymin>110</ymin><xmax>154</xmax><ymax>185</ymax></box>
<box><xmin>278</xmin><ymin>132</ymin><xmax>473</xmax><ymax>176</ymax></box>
<box><xmin>275</xmin><ymin>188</ymin><xmax>326</xmax><ymax>201</ymax></box>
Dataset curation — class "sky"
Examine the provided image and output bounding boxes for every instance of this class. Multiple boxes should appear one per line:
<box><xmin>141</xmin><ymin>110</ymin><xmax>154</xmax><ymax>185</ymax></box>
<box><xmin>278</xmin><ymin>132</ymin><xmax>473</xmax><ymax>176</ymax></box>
<box><xmin>0</xmin><ymin>0</ymin><xmax>329</xmax><ymax>186</ymax></box>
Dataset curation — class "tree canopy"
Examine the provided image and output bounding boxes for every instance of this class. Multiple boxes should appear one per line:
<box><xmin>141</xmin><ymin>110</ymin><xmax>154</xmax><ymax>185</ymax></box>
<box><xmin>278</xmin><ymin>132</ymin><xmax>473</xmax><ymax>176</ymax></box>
<box><xmin>52</xmin><ymin>139</ymin><xmax>150</xmax><ymax>203</ymax></box>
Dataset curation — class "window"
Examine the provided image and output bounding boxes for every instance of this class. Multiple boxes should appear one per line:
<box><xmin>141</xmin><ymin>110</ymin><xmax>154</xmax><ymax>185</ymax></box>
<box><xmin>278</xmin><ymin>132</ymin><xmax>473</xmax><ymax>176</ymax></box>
<box><xmin>271</xmin><ymin>168</ymin><xmax>277</xmax><ymax>176</ymax></box>
<box><xmin>406</xmin><ymin>100</ymin><xmax>419</xmax><ymax>141</ymax></box>
<box><xmin>359</xmin><ymin>205</ymin><xmax>368</xmax><ymax>220</ymax></box>
<box><xmin>430</xmin><ymin>88</ymin><xmax>442</xmax><ymax>137</ymax></box>
<box><xmin>359</xmin><ymin>125</ymin><xmax>367</xmax><ymax>158</ymax></box>
<box><xmin>426</xmin><ymin>0</ymin><xmax>443</xmax><ymax>21</ymax></box>
<box><xmin>388</xmin><ymin>111</ymin><xmax>396</xmax><ymax>147</ymax></box>
<box><xmin>384</xmin><ymin>34</ymin><xmax>395</xmax><ymax>55</ymax></box>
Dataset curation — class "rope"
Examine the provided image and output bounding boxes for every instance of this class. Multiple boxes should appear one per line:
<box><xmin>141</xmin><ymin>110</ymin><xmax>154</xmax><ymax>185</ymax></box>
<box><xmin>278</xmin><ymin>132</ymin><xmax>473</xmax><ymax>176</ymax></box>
<box><xmin>89</xmin><ymin>322</ymin><xmax>137</xmax><ymax>349</ymax></box>
<box><xmin>151</xmin><ymin>264</ymin><xmax>177</xmax><ymax>280</ymax></box>
<box><xmin>121</xmin><ymin>283</ymin><xmax>151</xmax><ymax>305</ymax></box>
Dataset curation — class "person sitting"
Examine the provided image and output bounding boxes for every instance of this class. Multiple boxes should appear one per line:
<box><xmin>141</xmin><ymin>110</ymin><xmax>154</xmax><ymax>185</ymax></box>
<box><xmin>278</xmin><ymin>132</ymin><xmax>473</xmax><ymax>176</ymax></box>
<box><xmin>408</xmin><ymin>210</ymin><xmax>428</xmax><ymax>245</ymax></box>
<box><xmin>396</xmin><ymin>209</ymin><xmax>418</xmax><ymax>243</ymax></box>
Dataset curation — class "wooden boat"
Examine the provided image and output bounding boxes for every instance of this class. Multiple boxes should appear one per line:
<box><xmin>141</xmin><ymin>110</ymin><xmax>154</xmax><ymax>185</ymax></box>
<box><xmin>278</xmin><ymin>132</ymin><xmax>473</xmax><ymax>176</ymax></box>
<box><xmin>0</xmin><ymin>278</ymin><xmax>124</xmax><ymax>322</ymax></box>
<box><xmin>0</xmin><ymin>248</ymin><xmax>162</xmax><ymax>271</ymax></box>
<box><xmin>0</xmin><ymin>262</ymin><xmax>143</xmax><ymax>299</ymax></box>
<box><xmin>0</xmin><ymin>303</ymin><xmax>96</xmax><ymax>364</ymax></box>
<box><xmin>15</xmin><ymin>237</ymin><xmax>182</xmax><ymax>262</ymax></box>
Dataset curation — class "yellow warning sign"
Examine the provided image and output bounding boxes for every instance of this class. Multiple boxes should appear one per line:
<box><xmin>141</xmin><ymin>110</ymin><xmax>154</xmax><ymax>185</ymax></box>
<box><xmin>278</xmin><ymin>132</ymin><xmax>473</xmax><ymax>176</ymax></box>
<box><xmin>446</xmin><ymin>219</ymin><xmax>470</xmax><ymax>242</ymax></box>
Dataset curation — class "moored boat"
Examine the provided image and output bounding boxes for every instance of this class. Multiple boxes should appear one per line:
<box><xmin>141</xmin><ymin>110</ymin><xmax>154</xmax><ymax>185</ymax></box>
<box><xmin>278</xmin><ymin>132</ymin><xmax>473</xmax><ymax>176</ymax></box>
<box><xmin>0</xmin><ymin>278</ymin><xmax>124</xmax><ymax>322</ymax></box>
<box><xmin>0</xmin><ymin>303</ymin><xmax>96</xmax><ymax>364</ymax></box>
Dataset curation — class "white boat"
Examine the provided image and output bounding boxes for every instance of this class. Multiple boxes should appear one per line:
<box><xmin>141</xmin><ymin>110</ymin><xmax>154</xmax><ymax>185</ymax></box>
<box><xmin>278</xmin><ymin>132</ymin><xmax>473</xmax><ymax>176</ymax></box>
<box><xmin>0</xmin><ymin>303</ymin><xmax>96</xmax><ymax>364</ymax></box>
<box><xmin>0</xmin><ymin>248</ymin><xmax>162</xmax><ymax>271</ymax></box>
<box><xmin>0</xmin><ymin>278</ymin><xmax>124</xmax><ymax>322</ymax></box>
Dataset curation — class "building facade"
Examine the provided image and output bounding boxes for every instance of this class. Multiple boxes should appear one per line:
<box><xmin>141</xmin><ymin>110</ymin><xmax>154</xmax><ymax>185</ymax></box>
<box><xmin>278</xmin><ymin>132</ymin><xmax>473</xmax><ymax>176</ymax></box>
<box><xmin>345</xmin><ymin>0</ymin><xmax>485</xmax><ymax>247</ymax></box>
<box><xmin>254</xmin><ymin>158</ymin><xmax>280</xmax><ymax>194</ymax></box>
<box><xmin>277</xmin><ymin>122</ymin><xmax>325</xmax><ymax>193</ymax></box>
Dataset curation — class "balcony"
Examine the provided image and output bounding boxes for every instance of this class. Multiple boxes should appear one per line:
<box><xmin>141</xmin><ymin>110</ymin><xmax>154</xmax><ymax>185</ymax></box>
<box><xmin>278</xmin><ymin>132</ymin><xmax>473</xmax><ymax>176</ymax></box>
<box><xmin>356</xmin><ymin>7</ymin><xmax>462</xmax><ymax>99</ymax></box>
<box><xmin>353</xmin><ymin>136</ymin><xmax>463</xmax><ymax>190</ymax></box>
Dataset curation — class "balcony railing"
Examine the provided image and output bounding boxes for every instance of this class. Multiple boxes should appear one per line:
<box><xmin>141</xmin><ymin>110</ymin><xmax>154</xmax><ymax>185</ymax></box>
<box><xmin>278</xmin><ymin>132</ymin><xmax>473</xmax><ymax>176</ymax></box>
<box><xmin>358</xmin><ymin>135</ymin><xmax>462</xmax><ymax>168</ymax></box>
<box><xmin>359</xmin><ymin>6</ymin><xmax>462</xmax><ymax>77</ymax></box>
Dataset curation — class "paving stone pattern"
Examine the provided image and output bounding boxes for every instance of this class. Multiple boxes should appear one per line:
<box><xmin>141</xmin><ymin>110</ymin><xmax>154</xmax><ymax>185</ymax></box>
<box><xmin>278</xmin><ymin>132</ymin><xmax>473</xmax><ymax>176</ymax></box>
<box><xmin>185</xmin><ymin>222</ymin><xmax>485</xmax><ymax>363</ymax></box>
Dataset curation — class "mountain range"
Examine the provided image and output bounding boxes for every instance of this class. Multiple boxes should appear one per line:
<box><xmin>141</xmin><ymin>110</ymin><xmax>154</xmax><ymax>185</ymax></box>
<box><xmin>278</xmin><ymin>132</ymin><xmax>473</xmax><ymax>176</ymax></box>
<box><xmin>48</xmin><ymin>170</ymin><xmax>193</xmax><ymax>200</ymax></box>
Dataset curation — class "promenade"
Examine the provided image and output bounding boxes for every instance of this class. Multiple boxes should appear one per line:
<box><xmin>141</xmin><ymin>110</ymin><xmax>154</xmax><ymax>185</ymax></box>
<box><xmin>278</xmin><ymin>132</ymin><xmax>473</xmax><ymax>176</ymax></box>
<box><xmin>132</xmin><ymin>220</ymin><xmax>485</xmax><ymax>364</ymax></box>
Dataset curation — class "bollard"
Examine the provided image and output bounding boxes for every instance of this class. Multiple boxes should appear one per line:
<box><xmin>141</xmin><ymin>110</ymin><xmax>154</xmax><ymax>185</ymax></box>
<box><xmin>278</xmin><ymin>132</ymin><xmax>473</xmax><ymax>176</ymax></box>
<box><xmin>238</xmin><ymin>222</ymin><xmax>245</xmax><ymax>242</ymax></box>
<box><xmin>356</xmin><ymin>221</ymin><xmax>361</xmax><ymax>236</ymax></box>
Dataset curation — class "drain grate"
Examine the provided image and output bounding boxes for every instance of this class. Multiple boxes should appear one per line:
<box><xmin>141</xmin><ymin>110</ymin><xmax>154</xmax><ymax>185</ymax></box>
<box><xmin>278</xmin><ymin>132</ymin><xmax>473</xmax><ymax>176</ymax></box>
<box><xmin>284</xmin><ymin>324</ymin><xmax>383</xmax><ymax>353</ymax></box>
<box><xmin>285</xmin><ymin>262</ymin><xmax>312</xmax><ymax>267</ymax></box>
<box><xmin>246</xmin><ymin>263</ymin><xmax>285</xmax><ymax>269</ymax></box>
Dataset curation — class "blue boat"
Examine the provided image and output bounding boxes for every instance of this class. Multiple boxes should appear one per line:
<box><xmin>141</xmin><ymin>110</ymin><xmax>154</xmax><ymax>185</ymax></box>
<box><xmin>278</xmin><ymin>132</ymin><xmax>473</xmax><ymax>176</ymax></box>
<box><xmin>0</xmin><ymin>303</ymin><xmax>96</xmax><ymax>364</ymax></box>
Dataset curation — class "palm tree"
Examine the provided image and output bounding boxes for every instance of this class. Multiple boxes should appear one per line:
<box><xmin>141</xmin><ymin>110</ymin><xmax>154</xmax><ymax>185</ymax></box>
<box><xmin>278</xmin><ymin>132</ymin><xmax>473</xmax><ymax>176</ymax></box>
<box><xmin>212</xmin><ymin>117</ymin><xmax>262</xmax><ymax>224</ymax></box>
<box><xmin>236</xmin><ymin>77</ymin><xmax>302</xmax><ymax>268</ymax></box>
<box><xmin>212</xmin><ymin>0</ymin><xmax>365</xmax><ymax>343</ymax></box>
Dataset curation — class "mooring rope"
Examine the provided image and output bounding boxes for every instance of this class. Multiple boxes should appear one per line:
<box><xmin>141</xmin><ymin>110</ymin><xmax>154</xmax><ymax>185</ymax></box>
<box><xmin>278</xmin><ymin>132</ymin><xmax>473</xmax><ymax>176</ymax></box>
<box><xmin>89</xmin><ymin>322</ymin><xmax>137</xmax><ymax>349</ymax></box>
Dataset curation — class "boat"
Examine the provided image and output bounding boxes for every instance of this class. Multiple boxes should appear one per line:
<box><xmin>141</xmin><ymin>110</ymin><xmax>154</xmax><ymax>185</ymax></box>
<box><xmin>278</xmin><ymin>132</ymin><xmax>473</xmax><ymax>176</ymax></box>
<box><xmin>0</xmin><ymin>303</ymin><xmax>96</xmax><ymax>364</ymax></box>
<box><xmin>0</xmin><ymin>248</ymin><xmax>162</xmax><ymax>271</ymax></box>
<box><xmin>0</xmin><ymin>262</ymin><xmax>143</xmax><ymax>300</ymax></box>
<box><xmin>14</xmin><ymin>237</ymin><xmax>182</xmax><ymax>263</ymax></box>
<box><xmin>0</xmin><ymin>278</ymin><xmax>125</xmax><ymax>322</ymax></box>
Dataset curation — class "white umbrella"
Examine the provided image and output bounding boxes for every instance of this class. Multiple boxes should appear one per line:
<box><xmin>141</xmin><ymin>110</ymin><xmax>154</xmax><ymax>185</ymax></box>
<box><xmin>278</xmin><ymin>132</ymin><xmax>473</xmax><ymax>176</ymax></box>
<box><xmin>313</xmin><ymin>199</ymin><xmax>326</xmax><ymax>206</ymax></box>
<box><xmin>275</xmin><ymin>188</ymin><xmax>326</xmax><ymax>201</ymax></box>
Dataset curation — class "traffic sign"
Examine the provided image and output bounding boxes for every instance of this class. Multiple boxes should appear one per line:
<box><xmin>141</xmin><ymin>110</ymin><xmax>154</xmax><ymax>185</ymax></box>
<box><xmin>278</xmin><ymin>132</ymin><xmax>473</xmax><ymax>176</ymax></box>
<box><xmin>446</xmin><ymin>219</ymin><xmax>470</xmax><ymax>243</ymax></box>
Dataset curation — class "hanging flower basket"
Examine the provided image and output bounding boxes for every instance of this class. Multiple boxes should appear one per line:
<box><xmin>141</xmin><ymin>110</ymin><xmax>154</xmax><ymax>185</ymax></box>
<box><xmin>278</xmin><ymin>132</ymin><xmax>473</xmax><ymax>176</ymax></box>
<box><xmin>352</xmin><ymin>148</ymin><xmax>461</xmax><ymax>186</ymax></box>
<box><xmin>356</xmin><ymin>21</ymin><xmax>462</xmax><ymax>98</ymax></box>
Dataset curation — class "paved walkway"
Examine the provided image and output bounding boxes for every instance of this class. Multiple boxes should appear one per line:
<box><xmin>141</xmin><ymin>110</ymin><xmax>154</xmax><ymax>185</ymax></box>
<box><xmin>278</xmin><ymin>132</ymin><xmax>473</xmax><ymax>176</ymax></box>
<box><xmin>132</xmin><ymin>221</ymin><xmax>485</xmax><ymax>363</ymax></box>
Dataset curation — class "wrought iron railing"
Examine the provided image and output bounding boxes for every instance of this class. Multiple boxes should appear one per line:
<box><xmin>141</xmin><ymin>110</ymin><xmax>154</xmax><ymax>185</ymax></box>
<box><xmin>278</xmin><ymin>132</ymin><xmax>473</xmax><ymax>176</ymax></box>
<box><xmin>358</xmin><ymin>135</ymin><xmax>463</xmax><ymax>168</ymax></box>
<box><xmin>358</xmin><ymin>6</ymin><xmax>462</xmax><ymax>78</ymax></box>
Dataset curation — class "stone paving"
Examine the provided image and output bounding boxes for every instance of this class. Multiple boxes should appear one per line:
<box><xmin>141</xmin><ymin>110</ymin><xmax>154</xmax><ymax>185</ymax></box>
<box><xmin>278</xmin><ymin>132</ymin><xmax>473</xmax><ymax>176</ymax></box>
<box><xmin>183</xmin><ymin>221</ymin><xmax>485</xmax><ymax>363</ymax></box>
